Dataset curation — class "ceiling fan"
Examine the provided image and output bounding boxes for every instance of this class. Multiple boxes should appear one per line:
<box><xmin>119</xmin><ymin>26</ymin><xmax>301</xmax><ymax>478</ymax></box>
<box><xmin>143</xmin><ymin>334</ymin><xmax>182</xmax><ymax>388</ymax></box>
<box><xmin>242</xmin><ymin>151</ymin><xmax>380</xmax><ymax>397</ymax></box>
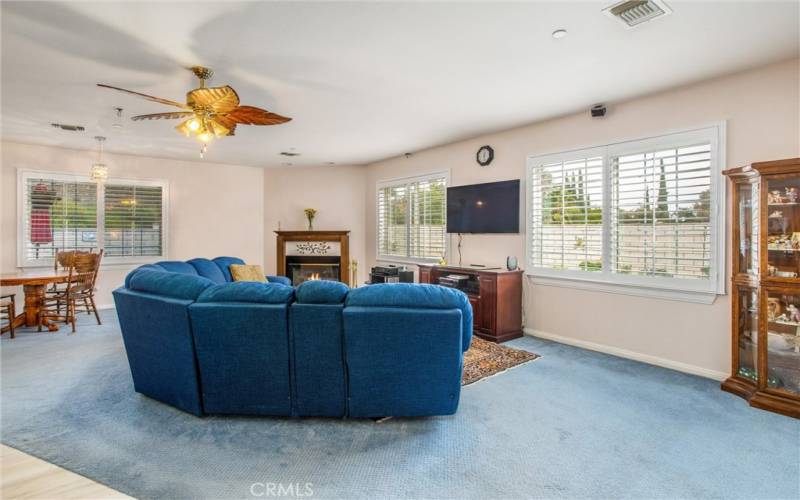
<box><xmin>98</xmin><ymin>66</ymin><xmax>291</xmax><ymax>156</ymax></box>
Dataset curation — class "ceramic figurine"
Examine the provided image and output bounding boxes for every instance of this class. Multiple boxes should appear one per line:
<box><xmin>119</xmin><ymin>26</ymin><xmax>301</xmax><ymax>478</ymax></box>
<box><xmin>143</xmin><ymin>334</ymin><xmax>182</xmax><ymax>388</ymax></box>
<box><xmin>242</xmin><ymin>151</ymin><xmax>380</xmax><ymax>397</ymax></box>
<box><xmin>769</xmin><ymin>190</ymin><xmax>784</xmax><ymax>204</ymax></box>
<box><xmin>768</xmin><ymin>264</ymin><xmax>778</xmax><ymax>276</ymax></box>
<box><xmin>768</xmin><ymin>297</ymin><xmax>782</xmax><ymax>320</ymax></box>
<box><xmin>787</xmin><ymin>187</ymin><xmax>799</xmax><ymax>203</ymax></box>
<box><xmin>787</xmin><ymin>304</ymin><xmax>800</xmax><ymax>323</ymax></box>
<box><xmin>769</xmin><ymin>210</ymin><xmax>784</xmax><ymax>218</ymax></box>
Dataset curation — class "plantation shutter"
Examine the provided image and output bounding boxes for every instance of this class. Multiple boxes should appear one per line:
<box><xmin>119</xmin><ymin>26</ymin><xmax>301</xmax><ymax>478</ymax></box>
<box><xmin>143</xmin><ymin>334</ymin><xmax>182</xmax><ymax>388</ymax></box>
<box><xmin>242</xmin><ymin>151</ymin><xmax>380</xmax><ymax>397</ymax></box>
<box><xmin>104</xmin><ymin>183</ymin><xmax>164</xmax><ymax>257</ymax></box>
<box><xmin>23</xmin><ymin>176</ymin><xmax>97</xmax><ymax>262</ymax></box>
<box><xmin>610</xmin><ymin>143</ymin><xmax>712</xmax><ymax>279</ymax></box>
<box><xmin>377</xmin><ymin>184</ymin><xmax>408</xmax><ymax>258</ymax></box>
<box><xmin>409</xmin><ymin>177</ymin><xmax>446</xmax><ymax>260</ymax></box>
<box><xmin>377</xmin><ymin>173</ymin><xmax>447</xmax><ymax>261</ymax></box>
<box><xmin>530</xmin><ymin>154</ymin><xmax>604</xmax><ymax>271</ymax></box>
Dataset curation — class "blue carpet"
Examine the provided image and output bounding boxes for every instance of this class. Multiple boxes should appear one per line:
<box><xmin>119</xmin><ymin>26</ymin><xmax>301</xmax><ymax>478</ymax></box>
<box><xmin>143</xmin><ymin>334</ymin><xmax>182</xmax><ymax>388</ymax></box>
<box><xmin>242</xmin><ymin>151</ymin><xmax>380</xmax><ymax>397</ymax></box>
<box><xmin>1</xmin><ymin>309</ymin><xmax>798</xmax><ymax>499</ymax></box>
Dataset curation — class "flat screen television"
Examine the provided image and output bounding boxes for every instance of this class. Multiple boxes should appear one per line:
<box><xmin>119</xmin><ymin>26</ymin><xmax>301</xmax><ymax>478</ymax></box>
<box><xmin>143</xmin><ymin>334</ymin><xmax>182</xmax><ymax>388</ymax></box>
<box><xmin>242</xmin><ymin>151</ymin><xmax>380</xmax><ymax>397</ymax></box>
<box><xmin>446</xmin><ymin>179</ymin><xmax>520</xmax><ymax>234</ymax></box>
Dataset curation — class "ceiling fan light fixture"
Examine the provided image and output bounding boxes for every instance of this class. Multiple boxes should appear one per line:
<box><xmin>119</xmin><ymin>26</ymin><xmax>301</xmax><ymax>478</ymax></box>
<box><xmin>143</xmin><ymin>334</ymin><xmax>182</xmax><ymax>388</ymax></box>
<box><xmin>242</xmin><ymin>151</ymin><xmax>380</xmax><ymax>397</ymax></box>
<box><xmin>97</xmin><ymin>67</ymin><xmax>292</xmax><ymax>159</ymax></box>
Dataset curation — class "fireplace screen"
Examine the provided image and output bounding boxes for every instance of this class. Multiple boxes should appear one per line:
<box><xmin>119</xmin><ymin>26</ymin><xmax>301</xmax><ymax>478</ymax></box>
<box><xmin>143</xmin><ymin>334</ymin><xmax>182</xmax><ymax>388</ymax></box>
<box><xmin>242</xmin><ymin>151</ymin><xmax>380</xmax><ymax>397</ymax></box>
<box><xmin>286</xmin><ymin>256</ymin><xmax>341</xmax><ymax>285</ymax></box>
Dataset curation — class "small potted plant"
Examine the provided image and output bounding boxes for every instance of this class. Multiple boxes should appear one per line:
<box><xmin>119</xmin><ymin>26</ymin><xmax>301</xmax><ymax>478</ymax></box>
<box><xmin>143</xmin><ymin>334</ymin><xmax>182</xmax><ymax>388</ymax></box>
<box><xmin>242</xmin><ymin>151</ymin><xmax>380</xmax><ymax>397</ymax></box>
<box><xmin>304</xmin><ymin>208</ymin><xmax>317</xmax><ymax>231</ymax></box>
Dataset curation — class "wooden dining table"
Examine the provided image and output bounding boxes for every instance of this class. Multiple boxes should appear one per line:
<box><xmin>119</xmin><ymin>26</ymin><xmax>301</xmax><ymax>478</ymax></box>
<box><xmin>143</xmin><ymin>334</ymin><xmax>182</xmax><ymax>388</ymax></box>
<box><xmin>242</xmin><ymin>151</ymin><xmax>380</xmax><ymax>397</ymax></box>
<box><xmin>1</xmin><ymin>270</ymin><xmax>71</xmax><ymax>332</ymax></box>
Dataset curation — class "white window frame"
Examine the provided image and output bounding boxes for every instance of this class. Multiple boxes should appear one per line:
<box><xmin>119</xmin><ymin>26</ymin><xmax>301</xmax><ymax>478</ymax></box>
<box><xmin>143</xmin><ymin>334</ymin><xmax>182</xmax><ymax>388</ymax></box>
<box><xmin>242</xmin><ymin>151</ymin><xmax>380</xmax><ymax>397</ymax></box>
<box><xmin>17</xmin><ymin>169</ymin><xmax>169</xmax><ymax>268</ymax></box>
<box><xmin>376</xmin><ymin>170</ymin><xmax>450</xmax><ymax>265</ymax></box>
<box><xmin>526</xmin><ymin>123</ymin><xmax>726</xmax><ymax>304</ymax></box>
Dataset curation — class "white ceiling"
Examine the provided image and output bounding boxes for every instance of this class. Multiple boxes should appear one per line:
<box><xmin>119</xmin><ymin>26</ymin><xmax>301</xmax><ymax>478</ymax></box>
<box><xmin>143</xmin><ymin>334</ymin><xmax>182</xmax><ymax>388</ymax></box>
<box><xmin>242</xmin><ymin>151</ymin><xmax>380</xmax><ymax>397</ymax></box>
<box><xmin>2</xmin><ymin>1</ymin><xmax>798</xmax><ymax>168</ymax></box>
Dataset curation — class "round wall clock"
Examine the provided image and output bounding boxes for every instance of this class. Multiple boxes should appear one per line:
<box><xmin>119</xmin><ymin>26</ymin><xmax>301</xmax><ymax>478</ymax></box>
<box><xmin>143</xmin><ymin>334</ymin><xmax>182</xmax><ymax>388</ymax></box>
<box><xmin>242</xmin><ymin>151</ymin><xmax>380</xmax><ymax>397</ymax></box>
<box><xmin>476</xmin><ymin>145</ymin><xmax>494</xmax><ymax>167</ymax></box>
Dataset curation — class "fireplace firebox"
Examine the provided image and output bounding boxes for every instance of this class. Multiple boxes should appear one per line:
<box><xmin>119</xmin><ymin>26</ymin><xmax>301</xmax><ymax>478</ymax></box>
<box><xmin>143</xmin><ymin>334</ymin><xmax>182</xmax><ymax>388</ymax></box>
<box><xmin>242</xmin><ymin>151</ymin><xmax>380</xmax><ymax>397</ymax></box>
<box><xmin>286</xmin><ymin>256</ymin><xmax>340</xmax><ymax>285</ymax></box>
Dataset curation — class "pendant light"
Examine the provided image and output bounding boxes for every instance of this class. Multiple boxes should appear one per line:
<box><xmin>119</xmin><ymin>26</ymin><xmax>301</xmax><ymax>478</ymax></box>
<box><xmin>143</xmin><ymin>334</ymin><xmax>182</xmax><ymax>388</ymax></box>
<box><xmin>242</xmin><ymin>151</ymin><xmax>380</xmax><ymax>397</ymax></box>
<box><xmin>111</xmin><ymin>107</ymin><xmax>124</xmax><ymax>130</ymax></box>
<box><xmin>90</xmin><ymin>136</ymin><xmax>108</xmax><ymax>183</ymax></box>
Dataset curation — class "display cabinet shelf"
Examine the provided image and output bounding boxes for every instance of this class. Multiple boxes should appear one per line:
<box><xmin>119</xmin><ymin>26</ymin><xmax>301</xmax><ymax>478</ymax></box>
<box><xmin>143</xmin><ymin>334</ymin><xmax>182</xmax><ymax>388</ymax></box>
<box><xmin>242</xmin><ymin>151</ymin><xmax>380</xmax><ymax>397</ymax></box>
<box><xmin>722</xmin><ymin>157</ymin><xmax>800</xmax><ymax>418</ymax></box>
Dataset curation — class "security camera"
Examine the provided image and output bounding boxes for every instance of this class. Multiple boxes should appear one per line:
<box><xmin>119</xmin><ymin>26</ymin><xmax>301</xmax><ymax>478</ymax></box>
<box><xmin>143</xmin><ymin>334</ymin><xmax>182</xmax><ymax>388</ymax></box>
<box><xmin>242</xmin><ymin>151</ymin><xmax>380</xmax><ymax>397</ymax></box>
<box><xmin>591</xmin><ymin>104</ymin><xmax>607</xmax><ymax>118</ymax></box>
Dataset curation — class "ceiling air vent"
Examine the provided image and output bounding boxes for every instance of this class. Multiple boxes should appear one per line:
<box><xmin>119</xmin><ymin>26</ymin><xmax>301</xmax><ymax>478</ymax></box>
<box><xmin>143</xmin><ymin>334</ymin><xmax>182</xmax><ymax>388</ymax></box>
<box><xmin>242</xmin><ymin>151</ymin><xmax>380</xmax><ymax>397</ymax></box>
<box><xmin>51</xmin><ymin>123</ymin><xmax>85</xmax><ymax>132</ymax></box>
<box><xmin>603</xmin><ymin>0</ymin><xmax>672</xmax><ymax>28</ymax></box>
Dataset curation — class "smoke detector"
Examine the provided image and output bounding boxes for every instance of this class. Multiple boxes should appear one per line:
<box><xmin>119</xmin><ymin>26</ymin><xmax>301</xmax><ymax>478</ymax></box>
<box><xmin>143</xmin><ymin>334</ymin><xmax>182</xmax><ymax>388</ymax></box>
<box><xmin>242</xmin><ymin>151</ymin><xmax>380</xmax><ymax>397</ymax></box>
<box><xmin>603</xmin><ymin>0</ymin><xmax>672</xmax><ymax>28</ymax></box>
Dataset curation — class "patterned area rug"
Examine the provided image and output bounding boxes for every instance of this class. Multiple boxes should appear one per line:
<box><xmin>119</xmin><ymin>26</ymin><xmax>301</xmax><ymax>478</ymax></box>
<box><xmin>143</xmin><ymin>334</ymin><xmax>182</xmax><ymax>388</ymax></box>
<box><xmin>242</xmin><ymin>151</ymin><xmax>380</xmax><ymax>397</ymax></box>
<box><xmin>462</xmin><ymin>337</ymin><xmax>539</xmax><ymax>385</ymax></box>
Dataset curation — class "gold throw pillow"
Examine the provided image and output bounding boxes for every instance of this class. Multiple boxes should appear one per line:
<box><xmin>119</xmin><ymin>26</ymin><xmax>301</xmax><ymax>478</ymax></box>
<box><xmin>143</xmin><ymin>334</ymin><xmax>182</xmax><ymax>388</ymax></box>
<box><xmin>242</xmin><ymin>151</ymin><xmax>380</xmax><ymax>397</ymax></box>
<box><xmin>229</xmin><ymin>264</ymin><xmax>267</xmax><ymax>283</ymax></box>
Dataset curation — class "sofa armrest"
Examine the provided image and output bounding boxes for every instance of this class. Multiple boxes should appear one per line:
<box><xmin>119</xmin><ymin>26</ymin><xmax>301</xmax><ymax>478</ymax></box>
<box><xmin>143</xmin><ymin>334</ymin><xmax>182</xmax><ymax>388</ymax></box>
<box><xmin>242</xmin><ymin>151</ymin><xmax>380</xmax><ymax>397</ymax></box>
<box><xmin>266</xmin><ymin>275</ymin><xmax>292</xmax><ymax>286</ymax></box>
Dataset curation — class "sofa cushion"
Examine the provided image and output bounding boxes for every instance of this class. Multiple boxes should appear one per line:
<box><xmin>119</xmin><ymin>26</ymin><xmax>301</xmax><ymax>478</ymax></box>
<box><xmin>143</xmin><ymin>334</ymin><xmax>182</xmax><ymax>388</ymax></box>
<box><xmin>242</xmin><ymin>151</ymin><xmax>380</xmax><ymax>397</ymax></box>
<box><xmin>196</xmin><ymin>281</ymin><xmax>294</xmax><ymax>304</ymax></box>
<box><xmin>128</xmin><ymin>270</ymin><xmax>215</xmax><ymax>301</ymax></box>
<box><xmin>124</xmin><ymin>263</ymin><xmax>165</xmax><ymax>288</ymax></box>
<box><xmin>296</xmin><ymin>280</ymin><xmax>349</xmax><ymax>304</ymax></box>
<box><xmin>346</xmin><ymin>283</ymin><xmax>473</xmax><ymax>351</ymax></box>
<box><xmin>267</xmin><ymin>275</ymin><xmax>292</xmax><ymax>286</ymax></box>
<box><xmin>212</xmin><ymin>256</ymin><xmax>246</xmax><ymax>282</ymax></box>
<box><xmin>187</xmin><ymin>258</ymin><xmax>227</xmax><ymax>283</ymax></box>
<box><xmin>230</xmin><ymin>264</ymin><xmax>267</xmax><ymax>283</ymax></box>
<box><xmin>154</xmin><ymin>261</ymin><xmax>200</xmax><ymax>276</ymax></box>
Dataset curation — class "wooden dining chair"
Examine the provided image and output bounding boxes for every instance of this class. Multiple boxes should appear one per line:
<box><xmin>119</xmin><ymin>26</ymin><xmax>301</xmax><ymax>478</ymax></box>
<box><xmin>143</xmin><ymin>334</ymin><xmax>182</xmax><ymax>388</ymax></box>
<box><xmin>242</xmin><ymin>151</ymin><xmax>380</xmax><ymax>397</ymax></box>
<box><xmin>71</xmin><ymin>249</ymin><xmax>103</xmax><ymax>325</ymax></box>
<box><xmin>1</xmin><ymin>294</ymin><xmax>15</xmax><ymax>339</ymax></box>
<box><xmin>47</xmin><ymin>249</ymin><xmax>77</xmax><ymax>314</ymax></box>
<box><xmin>38</xmin><ymin>251</ymin><xmax>100</xmax><ymax>333</ymax></box>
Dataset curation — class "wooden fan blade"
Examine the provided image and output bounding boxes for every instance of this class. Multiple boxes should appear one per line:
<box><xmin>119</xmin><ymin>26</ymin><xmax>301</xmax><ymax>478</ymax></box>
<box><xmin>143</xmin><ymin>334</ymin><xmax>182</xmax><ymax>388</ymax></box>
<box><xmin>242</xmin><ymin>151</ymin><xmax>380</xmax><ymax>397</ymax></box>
<box><xmin>212</xmin><ymin>115</ymin><xmax>237</xmax><ymax>130</ymax></box>
<box><xmin>187</xmin><ymin>85</ymin><xmax>239</xmax><ymax>113</ymax></box>
<box><xmin>224</xmin><ymin>106</ymin><xmax>292</xmax><ymax>125</ymax></box>
<box><xmin>97</xmin><ymin>84</ymin><xmax>190</xmax><ymax>110</ymax></box>
<box><xmin>131</xmin><ymin>112</ymin><xmax>194</xmax><ymax>121</ymax></box>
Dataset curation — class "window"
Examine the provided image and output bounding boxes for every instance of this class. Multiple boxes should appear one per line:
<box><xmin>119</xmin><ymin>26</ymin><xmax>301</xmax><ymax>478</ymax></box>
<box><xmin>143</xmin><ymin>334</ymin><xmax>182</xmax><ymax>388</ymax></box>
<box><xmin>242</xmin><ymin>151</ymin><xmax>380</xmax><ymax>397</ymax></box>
<box><xmin>377</xmin><ymin>172</ymin><xmax>448</xmax><ymax>262</ymax></box>
<box><xmin>18</xmin><ymin>170</ymin><xmax>168</xmax><ymax>267</ymax></box>
<box><xmin>104</xmin><ymin>183</ymin><xmax>164</xmax><ymax>258</ymax></box>
<box><xmin>21</xmin><ymin>174</ymin><xmax>97</xmax><ymax>263</ymax></box>
<box><xmin>527</xmin><ymin>124</ymin><xmax>725</xmax><ymax>302</ymax></box>
<box><xmin>530</xmin><ymin>149</ymin><xmax>604</xmax><ymax>272</ymax></box>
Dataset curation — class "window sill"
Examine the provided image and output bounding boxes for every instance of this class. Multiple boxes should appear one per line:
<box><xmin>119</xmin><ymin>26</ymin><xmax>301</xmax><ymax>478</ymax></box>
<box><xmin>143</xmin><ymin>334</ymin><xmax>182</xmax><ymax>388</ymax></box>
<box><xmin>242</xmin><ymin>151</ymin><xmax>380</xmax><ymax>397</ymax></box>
<box><xmin>18</xmin><ymin>257</ymin><xmax>165</xmax><ymax>269</ymax></box>
<box><xmin>526</xmin><ymin>273</ymin><xmax>721</xmax><ymax>305</ymax></box>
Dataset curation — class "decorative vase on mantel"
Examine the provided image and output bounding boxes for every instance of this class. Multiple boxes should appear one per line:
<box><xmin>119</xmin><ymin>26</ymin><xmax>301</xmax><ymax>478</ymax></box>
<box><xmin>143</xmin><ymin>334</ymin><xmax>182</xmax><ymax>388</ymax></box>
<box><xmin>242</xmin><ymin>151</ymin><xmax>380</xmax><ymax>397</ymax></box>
<box><xmin>304</xmin><ymin>208</ymin><xmax>317</xmax><ymax>231</ymax></box>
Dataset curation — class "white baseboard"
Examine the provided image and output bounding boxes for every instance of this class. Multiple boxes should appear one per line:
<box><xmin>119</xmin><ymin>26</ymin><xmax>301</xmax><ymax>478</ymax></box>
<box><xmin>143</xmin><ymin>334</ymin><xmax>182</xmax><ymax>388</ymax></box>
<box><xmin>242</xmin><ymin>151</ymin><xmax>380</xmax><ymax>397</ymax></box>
<box><xmin>523</xmin><ymin>328</ymin><xmax>727</xmax><ymax>381</ymax></box>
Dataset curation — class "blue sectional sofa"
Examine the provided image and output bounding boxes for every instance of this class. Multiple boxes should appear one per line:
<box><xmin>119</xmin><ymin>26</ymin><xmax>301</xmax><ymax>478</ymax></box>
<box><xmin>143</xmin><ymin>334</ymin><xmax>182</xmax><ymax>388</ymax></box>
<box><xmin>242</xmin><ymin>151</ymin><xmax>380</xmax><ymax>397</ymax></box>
<box><xmin>113</xmin><ymin>257</ymin><xmax>472</xmax><ymax>418</ymax></box>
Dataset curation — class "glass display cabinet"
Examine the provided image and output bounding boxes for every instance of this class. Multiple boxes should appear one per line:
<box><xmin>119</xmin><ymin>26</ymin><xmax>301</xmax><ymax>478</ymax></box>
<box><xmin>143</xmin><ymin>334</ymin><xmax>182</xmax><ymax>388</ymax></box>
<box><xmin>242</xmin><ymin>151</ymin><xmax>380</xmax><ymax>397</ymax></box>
<box><xmin>723</xmin><ymin>158</ymin><xmax>800</xmax><ymax>418</ymax></box>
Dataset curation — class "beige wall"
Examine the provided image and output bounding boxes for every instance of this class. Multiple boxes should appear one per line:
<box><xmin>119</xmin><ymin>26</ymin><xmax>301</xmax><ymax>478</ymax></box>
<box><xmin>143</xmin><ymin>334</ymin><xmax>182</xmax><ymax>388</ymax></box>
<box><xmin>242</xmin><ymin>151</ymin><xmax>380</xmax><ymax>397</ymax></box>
<box><xmin>0</xmin><ymin>141</ymin><xmax>265</xmax><ymax>307</ymax></box>
<box><xmin>364</xmin><ymin>58</ymin><xmax>800</xmax><ymax>377</ymax></box>
<box><xmin>263</xmin><ymin>165</ymin><xmax>367</xmax><ymax>284</ymax></box>
<box><xmin>2</xmin><ymin>59</ymin><xmax>796</xmax><ymax>378</ymax></box>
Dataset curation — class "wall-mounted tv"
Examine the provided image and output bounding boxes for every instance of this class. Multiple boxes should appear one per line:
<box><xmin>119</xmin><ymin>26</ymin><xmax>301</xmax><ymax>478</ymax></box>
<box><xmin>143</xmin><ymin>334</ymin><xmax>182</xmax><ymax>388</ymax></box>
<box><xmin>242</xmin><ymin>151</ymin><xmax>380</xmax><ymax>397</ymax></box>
<box><xmin>446</xmin><ymin>179</ymin><xmax>520</xmax><ymax>234</ymax></box>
